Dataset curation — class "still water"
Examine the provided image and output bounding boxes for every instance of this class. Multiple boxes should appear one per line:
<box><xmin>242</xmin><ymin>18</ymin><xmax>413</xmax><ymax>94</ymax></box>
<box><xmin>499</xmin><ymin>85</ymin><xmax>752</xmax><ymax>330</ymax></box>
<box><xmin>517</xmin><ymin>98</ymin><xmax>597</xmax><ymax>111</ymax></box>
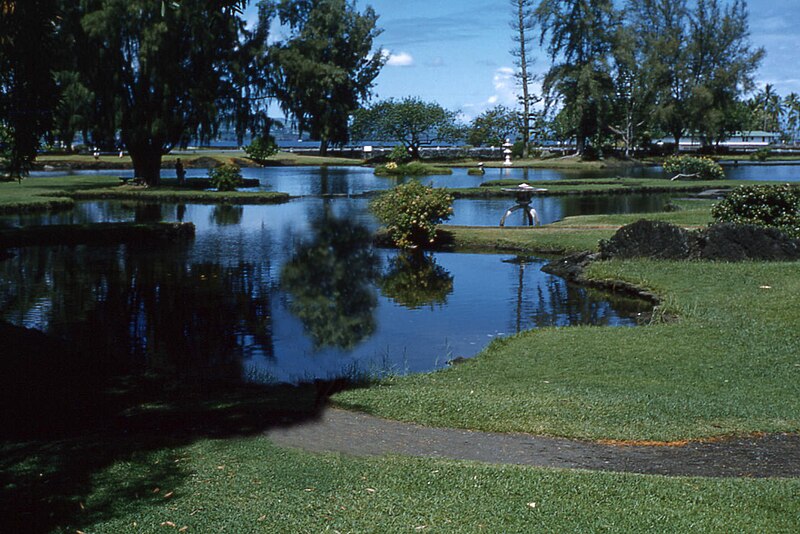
<box><xmin>31</xmin><ymin>162</ymin><xmax>800</xmax><ymax>196</ymax></box>
<box><xmin>0</xmin><ymin>199</ymin><xmax>649</xmax><ymax>385</ymax></box>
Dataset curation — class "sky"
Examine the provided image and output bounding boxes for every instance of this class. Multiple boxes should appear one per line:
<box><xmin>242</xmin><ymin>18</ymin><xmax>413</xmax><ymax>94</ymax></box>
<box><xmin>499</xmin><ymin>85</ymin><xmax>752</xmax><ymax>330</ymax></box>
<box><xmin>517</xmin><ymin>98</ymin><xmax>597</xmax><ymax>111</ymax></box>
<box><xmin>246</xmin><ymin>0</ymin><xmax>800</xmax><ymax>121</ymax></box>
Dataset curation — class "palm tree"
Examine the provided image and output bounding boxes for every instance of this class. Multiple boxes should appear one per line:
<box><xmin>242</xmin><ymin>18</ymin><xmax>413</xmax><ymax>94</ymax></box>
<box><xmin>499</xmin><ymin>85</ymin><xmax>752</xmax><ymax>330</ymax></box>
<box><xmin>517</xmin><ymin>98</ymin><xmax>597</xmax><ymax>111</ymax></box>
<box><xmin>754</xmin><ymin>84</ymin><xmax>784</xmax><ymax>132</ymax></box>
<box><xmin>783</xmin><ymin>92</ymin><xmax>800</xmax><ymax>145</ymax></box>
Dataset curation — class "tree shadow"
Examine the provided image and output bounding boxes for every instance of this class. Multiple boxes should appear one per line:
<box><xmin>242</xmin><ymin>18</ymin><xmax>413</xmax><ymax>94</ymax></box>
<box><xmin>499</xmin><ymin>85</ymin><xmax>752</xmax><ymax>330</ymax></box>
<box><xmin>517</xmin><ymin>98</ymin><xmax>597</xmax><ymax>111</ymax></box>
<box><xmin>0</xmin><ymin>238</ymin><xmax>369</xmax><ymax>531</ymax></box>
<box><xmin>0</xmin><ymin>320</ymin><xmax>342</xmax><ymax>532</ymax></box>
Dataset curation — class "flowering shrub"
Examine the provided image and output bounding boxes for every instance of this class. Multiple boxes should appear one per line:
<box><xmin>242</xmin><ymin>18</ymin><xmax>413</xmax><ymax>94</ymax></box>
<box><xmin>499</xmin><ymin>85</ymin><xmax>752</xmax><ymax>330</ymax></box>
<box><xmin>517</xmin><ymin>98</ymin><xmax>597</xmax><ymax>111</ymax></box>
<box><xmin>209</xmin><ymin>164</ymin><xmax>243</xmax><ymax>191</ymax></box>
<box><xmin>712</xmin><ymin>184</ymin><xmax>800</xmax><ymax>238</ymax></box>
<box><xmin>663</xmin><ymin>155</ymin><xmax>725</xmax><ymax>180</ymax></box>
<box><xmin>370</xmin><ymin>180</ymin><xmax>454</xmax><ymax>249</ymax></box>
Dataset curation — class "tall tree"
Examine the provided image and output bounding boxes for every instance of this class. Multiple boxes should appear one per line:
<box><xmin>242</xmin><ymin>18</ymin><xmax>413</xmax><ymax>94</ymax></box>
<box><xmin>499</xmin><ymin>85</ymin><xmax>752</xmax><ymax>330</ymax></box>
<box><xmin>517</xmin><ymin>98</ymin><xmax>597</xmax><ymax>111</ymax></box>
<box><xmin>535</xmin><ymin>0</ymin><xmax>619</xmax><ymax>155</ymax></box>
<box><xmin>750</xmin><ymin>83</ymin><xmax>783</xmax><ymax>133</ymax></box>
<box><xmin>784</xmin><ymin>92</ymin><xmax>800</xmax><ymax>144</ymax></box>
<box><xmin>268</xmin><ymin>0</ymin><xmax>384</xmax><ymax>155</ymax></box>
<box><xmin>608</xmin><ymin>22</ymin><xmax>653</xmax><ymax>157</ymax></box>
<box><xmin>629</xmin><ymin>0</ymin><xmax>689</xmax><ymax>151</ymax></box>
<box><xmin>468</xmin><ymin>105</ymin><xmax>518</xmax><ymax>147</ymax></box>
<box><xmin>65</xmin><ymin>0</ymin><xmax>260</xmax><ymax>185</ymax></box>
<box><xmin>687</xmin><ymin>0</ymin><xmax>764</xmax><ymax>147</ymax></box>
<box><xmin>510</xmin><ymin>0</ymin><xmax>537</xmax><ymax>158</ymax></box>
<box><xmin>0</xmin><ymin>0</ymin><xmax>59</xmax><ymax>178</ymax></box>
<box><xmin>350</xmin><ymin>97</ymin><xmax>464</xmax><ymax>160</ymax></box>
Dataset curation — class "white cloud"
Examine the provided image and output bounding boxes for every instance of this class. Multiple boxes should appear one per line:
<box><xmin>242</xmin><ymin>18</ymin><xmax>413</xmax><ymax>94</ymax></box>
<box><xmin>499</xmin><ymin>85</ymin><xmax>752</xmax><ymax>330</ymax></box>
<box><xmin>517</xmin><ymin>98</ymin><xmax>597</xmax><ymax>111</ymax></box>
<box><xmin>382</xmin><ymin>50</ymin><xmax>415</xmax><ymax>67</ymax></box>
<box><xmin>488</xmin><ymin>67</ymin><xmax>518</xmax><ymax>107</ymax></box>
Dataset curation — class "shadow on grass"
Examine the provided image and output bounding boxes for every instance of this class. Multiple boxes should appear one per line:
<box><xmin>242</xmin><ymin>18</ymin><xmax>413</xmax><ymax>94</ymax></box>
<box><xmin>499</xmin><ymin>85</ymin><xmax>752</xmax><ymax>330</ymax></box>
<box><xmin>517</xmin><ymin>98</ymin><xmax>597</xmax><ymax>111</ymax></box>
<box><xmin>0</xmin><ymin>322</ymin><xmax>361</xmax><ymax>532</ymax></box>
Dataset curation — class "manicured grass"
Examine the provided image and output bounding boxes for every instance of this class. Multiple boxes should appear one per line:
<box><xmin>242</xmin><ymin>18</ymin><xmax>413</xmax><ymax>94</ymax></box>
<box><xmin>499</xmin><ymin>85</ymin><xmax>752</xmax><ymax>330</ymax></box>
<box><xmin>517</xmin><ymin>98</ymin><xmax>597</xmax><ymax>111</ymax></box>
<box><xmin>335</xmin><ymin>259</ymin><xmax>800</xmax><ymax>442</ymax></box>
<box><xmin>451</xmin><ymin>177</ymin><xmax>794</xmax><ymax>198</ymax></box>
<box><xmin>35</xmin><ymin>149</ymin><xmax>366</xmax><ymax>169</ymax></box>
<box><xmin>439</xmin><ymin>202</ymin><xmax>716</xmax><ymax>254</ymax></box>
<box><xmin>438</xmin><ymin>226</ymin><xmax>616</xmax><ymax>255</ymax></box>
<box><xmin>262</xmin><ymin>150</ymin><xmax>364</xmax><ymax>166</ymax></box>
<box><xmin>66</xmin><ymin>185</ymin><xmax>290</xmax><ymax>204</ymax></box>
<box><xmin>0</xmin><ymin>175</ymin><xmax>289</xmax><ymax>212</ymax></box>
<box><xmin>0</xmin><ymin>175</ymin><xmax>120</xmax><ymax>213</ymax></box>
<box><xmin>6</xmin><ymin>436</ymin><xmax>794</xmax><ymax>533</ymax></box>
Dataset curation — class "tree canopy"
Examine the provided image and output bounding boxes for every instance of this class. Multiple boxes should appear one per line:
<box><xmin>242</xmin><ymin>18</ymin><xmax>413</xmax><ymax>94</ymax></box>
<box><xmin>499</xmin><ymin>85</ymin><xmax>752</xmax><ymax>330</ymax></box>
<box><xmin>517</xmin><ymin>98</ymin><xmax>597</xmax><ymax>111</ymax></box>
<box><xmin>351</xmin><ymin>97</ymin><xmax>464</xmax><ymax>159</ymax></box>
<box><xmin>268</xmin><ymin>0</ymin><xmax>384</xmax><ymax>155</ymax></box>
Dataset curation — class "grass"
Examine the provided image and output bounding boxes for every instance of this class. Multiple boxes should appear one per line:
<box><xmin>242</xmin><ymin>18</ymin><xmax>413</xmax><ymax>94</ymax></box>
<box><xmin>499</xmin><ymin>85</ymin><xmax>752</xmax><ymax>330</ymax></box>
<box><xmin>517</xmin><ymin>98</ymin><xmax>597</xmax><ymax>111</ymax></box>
<box><xmin>334</xmin><ymin>259</ymin><xmax>800</xmax><ymax>442</ymax></box>
<box><xmin>66</xmin><ymin>185</ymin><xmax>290</xmax><ymax>204</ymax></box>
<box><xmin>437</xmin><ymin>201</ymin><xmax>716</xmax><ymax>254</ymax></box>
<box><xmin>0</xmin><ymin>175</ymin><xmax>289</xmax><ymax>212</ymax></box>
<box><xmin>451</xmin><ymin>177</ymin><xmax>794</xmax><ymax>198</ymax></box>
<box><xmin>449</xmin><ymin>156</ymin><xmax>637</xmax><ymax>170</ymax></box>
<box><xmin>6</xmin><ymin>437</ymin><xmax>792</xmax><ymax>533</ymax></box>
<box><xmin>35</xmin><ymin>149</ymin><xmax>365</xmax><ymax>169</ymax></box>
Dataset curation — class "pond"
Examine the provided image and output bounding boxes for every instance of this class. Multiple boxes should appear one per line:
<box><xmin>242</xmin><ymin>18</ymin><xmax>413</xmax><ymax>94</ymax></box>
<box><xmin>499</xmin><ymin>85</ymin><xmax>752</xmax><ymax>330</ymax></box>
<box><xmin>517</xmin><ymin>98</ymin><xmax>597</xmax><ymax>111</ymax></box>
<box><xmin>0</xmin><ymin>199</ymin><xmax>650</xmax><ymax>385</ymax></box>
<box><xmin>31</xmin><ymin>162</ymin><xmax>800</xmax><ymax>196</ymax></box>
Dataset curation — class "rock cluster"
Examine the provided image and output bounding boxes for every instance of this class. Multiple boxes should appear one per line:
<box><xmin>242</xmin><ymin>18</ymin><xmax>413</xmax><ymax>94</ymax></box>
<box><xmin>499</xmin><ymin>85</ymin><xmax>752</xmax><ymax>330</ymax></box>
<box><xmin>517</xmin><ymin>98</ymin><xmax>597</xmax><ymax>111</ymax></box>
<box><xmin>598</xmin><ymin>219</ymin><xmax>800</xmax><ymax>262</ymax></box>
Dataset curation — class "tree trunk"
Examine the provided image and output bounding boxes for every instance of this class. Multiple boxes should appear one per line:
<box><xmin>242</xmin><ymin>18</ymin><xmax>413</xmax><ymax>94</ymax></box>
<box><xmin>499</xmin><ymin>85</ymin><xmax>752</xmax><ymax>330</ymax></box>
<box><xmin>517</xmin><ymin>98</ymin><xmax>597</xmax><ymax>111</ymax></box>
<box><xmin>129</xmin><ymin>147</ymin><xmax>163</xmax><ymax>186</ymax></box>
<box><xmin>319</xmin><ymin>137</ymin><xmax>329</xmax><ymax>157</ymax></box>
<box><xmin>410</xmin><ymin>144</ymin><xmax>421</xmax><ymax>160</ymax></box>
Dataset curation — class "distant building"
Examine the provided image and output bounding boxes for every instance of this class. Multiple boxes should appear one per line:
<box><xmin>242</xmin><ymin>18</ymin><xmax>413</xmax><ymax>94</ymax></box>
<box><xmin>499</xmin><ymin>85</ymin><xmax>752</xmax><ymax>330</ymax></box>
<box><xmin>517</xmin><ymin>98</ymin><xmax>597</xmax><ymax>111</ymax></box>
<box><xmin>654</xmin><ymin>131</ymin><xmax>781</xmax><ymax>151</ymax></box>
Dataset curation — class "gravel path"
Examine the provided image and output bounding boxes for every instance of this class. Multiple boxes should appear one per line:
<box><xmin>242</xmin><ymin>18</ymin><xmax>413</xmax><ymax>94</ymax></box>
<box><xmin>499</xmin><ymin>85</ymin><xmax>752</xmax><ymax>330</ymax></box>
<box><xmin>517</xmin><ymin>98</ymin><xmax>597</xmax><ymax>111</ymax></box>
<box><xmin>265</xmin><ymin>408</ymin><xmax>800</xmax><ymax>478</ymax></box>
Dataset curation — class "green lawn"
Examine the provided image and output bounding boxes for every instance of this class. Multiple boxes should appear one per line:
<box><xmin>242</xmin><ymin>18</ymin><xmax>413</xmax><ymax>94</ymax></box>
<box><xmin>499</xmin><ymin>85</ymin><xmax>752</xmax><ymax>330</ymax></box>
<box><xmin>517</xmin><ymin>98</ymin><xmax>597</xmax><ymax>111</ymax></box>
<box><xmin>335</xmin><ymin>259</ymin><xmax>800</xmax><ymax>442</ymax></box>
<box><xmin>0</xmin><ymin>175</ymin><xmax>289</xmax><ymax>212</ymax></box>
<box><xmin>16</xmin><ymin>437</ymin><xmax>792</xmax><ymax>533</ymax></box>
<box><xmin>3</xmin><ymin>180</ymin><xmax>799</xmax><ymax>531</ymax></box>
<box><xmin>451</xmin><ymin>177</ymin><xmax>794</xmax><ymax>198</ymax></box>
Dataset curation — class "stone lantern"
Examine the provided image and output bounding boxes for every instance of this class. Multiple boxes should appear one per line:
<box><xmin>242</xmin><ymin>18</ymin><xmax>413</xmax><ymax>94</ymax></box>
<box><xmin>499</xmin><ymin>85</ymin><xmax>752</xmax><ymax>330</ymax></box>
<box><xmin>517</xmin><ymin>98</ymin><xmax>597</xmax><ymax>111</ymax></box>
<box><xmin>502</xmin><ymin>138</ymin><xmax>513</xmax><ymax>166</ymax></box>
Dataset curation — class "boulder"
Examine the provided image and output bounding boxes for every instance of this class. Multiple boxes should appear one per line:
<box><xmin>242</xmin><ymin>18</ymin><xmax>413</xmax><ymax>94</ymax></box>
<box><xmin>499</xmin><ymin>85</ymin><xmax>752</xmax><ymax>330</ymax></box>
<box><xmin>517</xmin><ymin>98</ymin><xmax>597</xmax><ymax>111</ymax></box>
<box><xmin>696</xmin><ymin>223</ymin><xmax>800</xmax><ymax>261</ymax></box>
<box><xmin>599</xmin><ymin>219</ymin><xmax>694</xmax><ymax>260</ymax></box>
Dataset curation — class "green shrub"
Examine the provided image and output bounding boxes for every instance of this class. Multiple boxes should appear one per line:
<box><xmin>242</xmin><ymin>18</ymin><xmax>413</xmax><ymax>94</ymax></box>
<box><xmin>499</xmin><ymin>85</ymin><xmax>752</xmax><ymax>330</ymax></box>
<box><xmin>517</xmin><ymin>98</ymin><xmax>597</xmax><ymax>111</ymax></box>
<box><xmin>245</xmin><ymin>135</ymin><xmax>279</xmax><ymax>162</ymax></box>
<box><xmin>387</xmin><ymin>144</ymin><xmax>412</xmax><ymax>164</ymax></box>
<box><xmin>370</xmin><ymin>180</ymin><xmax>454</xmax><ymax>249</ymax></box>
<box><xmin>374</xmin><ymin>161</ymin><xmax>453</xmax><ymax>177</ymax></box>
<box><xmin>663</xmin><ymin>155</ymin><xmax>725</xmax><ymax>180</ymax></box>
<box><xmin>209</xmin><ymin>164</ymin><xmax>243</xmax><ymax>192</ymax></box>
<box><xmin>749</xmin><ymin>148</ymin><xmax>770</xmax><ymax>162</ymax></box>
<box><xmin>711</xmin><ymin>184</ymin><xmax>800</xmax><ymax>237</ymax></box>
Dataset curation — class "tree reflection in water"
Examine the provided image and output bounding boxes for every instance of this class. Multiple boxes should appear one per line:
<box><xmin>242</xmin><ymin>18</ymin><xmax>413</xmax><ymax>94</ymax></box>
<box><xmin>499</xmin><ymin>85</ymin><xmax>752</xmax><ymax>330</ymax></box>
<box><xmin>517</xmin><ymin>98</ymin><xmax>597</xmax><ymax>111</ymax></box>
<box><xmin>280</xmin><ymin>214</ymin><xmax>380</xmax><ymax>350</ymax></box>
<box><xmin>379</xmin><ymin>251</ymin><xmax>453</xmax><ymax>310</ymax></box>
<box><xmin>210</xmin><ymin>204</ymin><xmax>244</xmax><ymax>226</ymax></box>
<box><xmin>0</xmin><ymin>242</ymin><xmax>275</xmax><ymax>389</ymax></box>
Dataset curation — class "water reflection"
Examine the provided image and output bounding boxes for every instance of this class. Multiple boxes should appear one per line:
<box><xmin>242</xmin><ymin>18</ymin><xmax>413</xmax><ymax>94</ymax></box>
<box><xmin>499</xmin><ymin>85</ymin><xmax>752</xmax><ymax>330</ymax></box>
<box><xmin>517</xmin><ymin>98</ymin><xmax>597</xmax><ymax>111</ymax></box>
<box><xmin>280</xmin><ymin>213</ymin><xmax>380</xmax><ymax>350</ymax></box>
<box><xmin>210</xmin><ymin>204</ymin><xmax>244</xmax><ymax>226</ymax></box>
<box><xmin>379</xmin><ymin>251</ymin><xmax>454</xmax><ymax>310</ymax></box>
<box><xmin>0</xmin><ymin>199</ymin><xmax>652</xmax><ymax>384</ymax></box>
<box><xmin>0</xmin><ymin>244</ymin><xmax>275</xmax><ymax>388</ymax></box>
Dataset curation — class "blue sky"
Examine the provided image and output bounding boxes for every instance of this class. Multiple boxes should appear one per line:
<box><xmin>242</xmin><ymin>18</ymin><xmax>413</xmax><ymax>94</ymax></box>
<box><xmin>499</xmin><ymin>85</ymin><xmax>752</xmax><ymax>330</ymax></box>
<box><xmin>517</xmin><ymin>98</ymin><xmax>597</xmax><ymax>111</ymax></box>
<box><xmin>247</xmin><ymin>0</ymin><xmax>800</xmax><ymax>120</ymax></box>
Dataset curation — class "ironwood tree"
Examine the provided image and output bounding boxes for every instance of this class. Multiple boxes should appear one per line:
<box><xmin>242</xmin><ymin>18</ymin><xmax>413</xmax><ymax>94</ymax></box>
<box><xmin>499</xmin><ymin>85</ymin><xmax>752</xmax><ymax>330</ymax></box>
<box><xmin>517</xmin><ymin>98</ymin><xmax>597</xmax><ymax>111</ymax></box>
<box><xmin>535</xmin><ymin>0</ymin><xmax>619</xmax><ymax>156</ymax></box>
<box><xmin>267</xmin><ymin>0</ymin><xmax>384</xmax><ymax>155</ymax></box>
<box><xmin>510</xmin><ymin>0</ymin><xmax>537</xmax><ymax>158</ymax></box>
<box><xmin>71</xmin><ymin>0</ymin><xmax>262</xmax><ymax>184</ymax></box>
<box><xmin>0</xmin><ymin>0</ymin><xmax>59</xmax><ymax>178</ymax></box>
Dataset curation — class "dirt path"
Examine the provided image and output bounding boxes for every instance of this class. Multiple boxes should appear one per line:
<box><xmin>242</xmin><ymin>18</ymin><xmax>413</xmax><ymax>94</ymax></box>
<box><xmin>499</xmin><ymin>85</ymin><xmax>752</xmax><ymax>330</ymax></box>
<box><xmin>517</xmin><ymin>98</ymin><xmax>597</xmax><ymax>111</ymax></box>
<box><xmin>265</xmin><ymin>408</ymin><xmax>800</xmax><ymax>478</ymax></box>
